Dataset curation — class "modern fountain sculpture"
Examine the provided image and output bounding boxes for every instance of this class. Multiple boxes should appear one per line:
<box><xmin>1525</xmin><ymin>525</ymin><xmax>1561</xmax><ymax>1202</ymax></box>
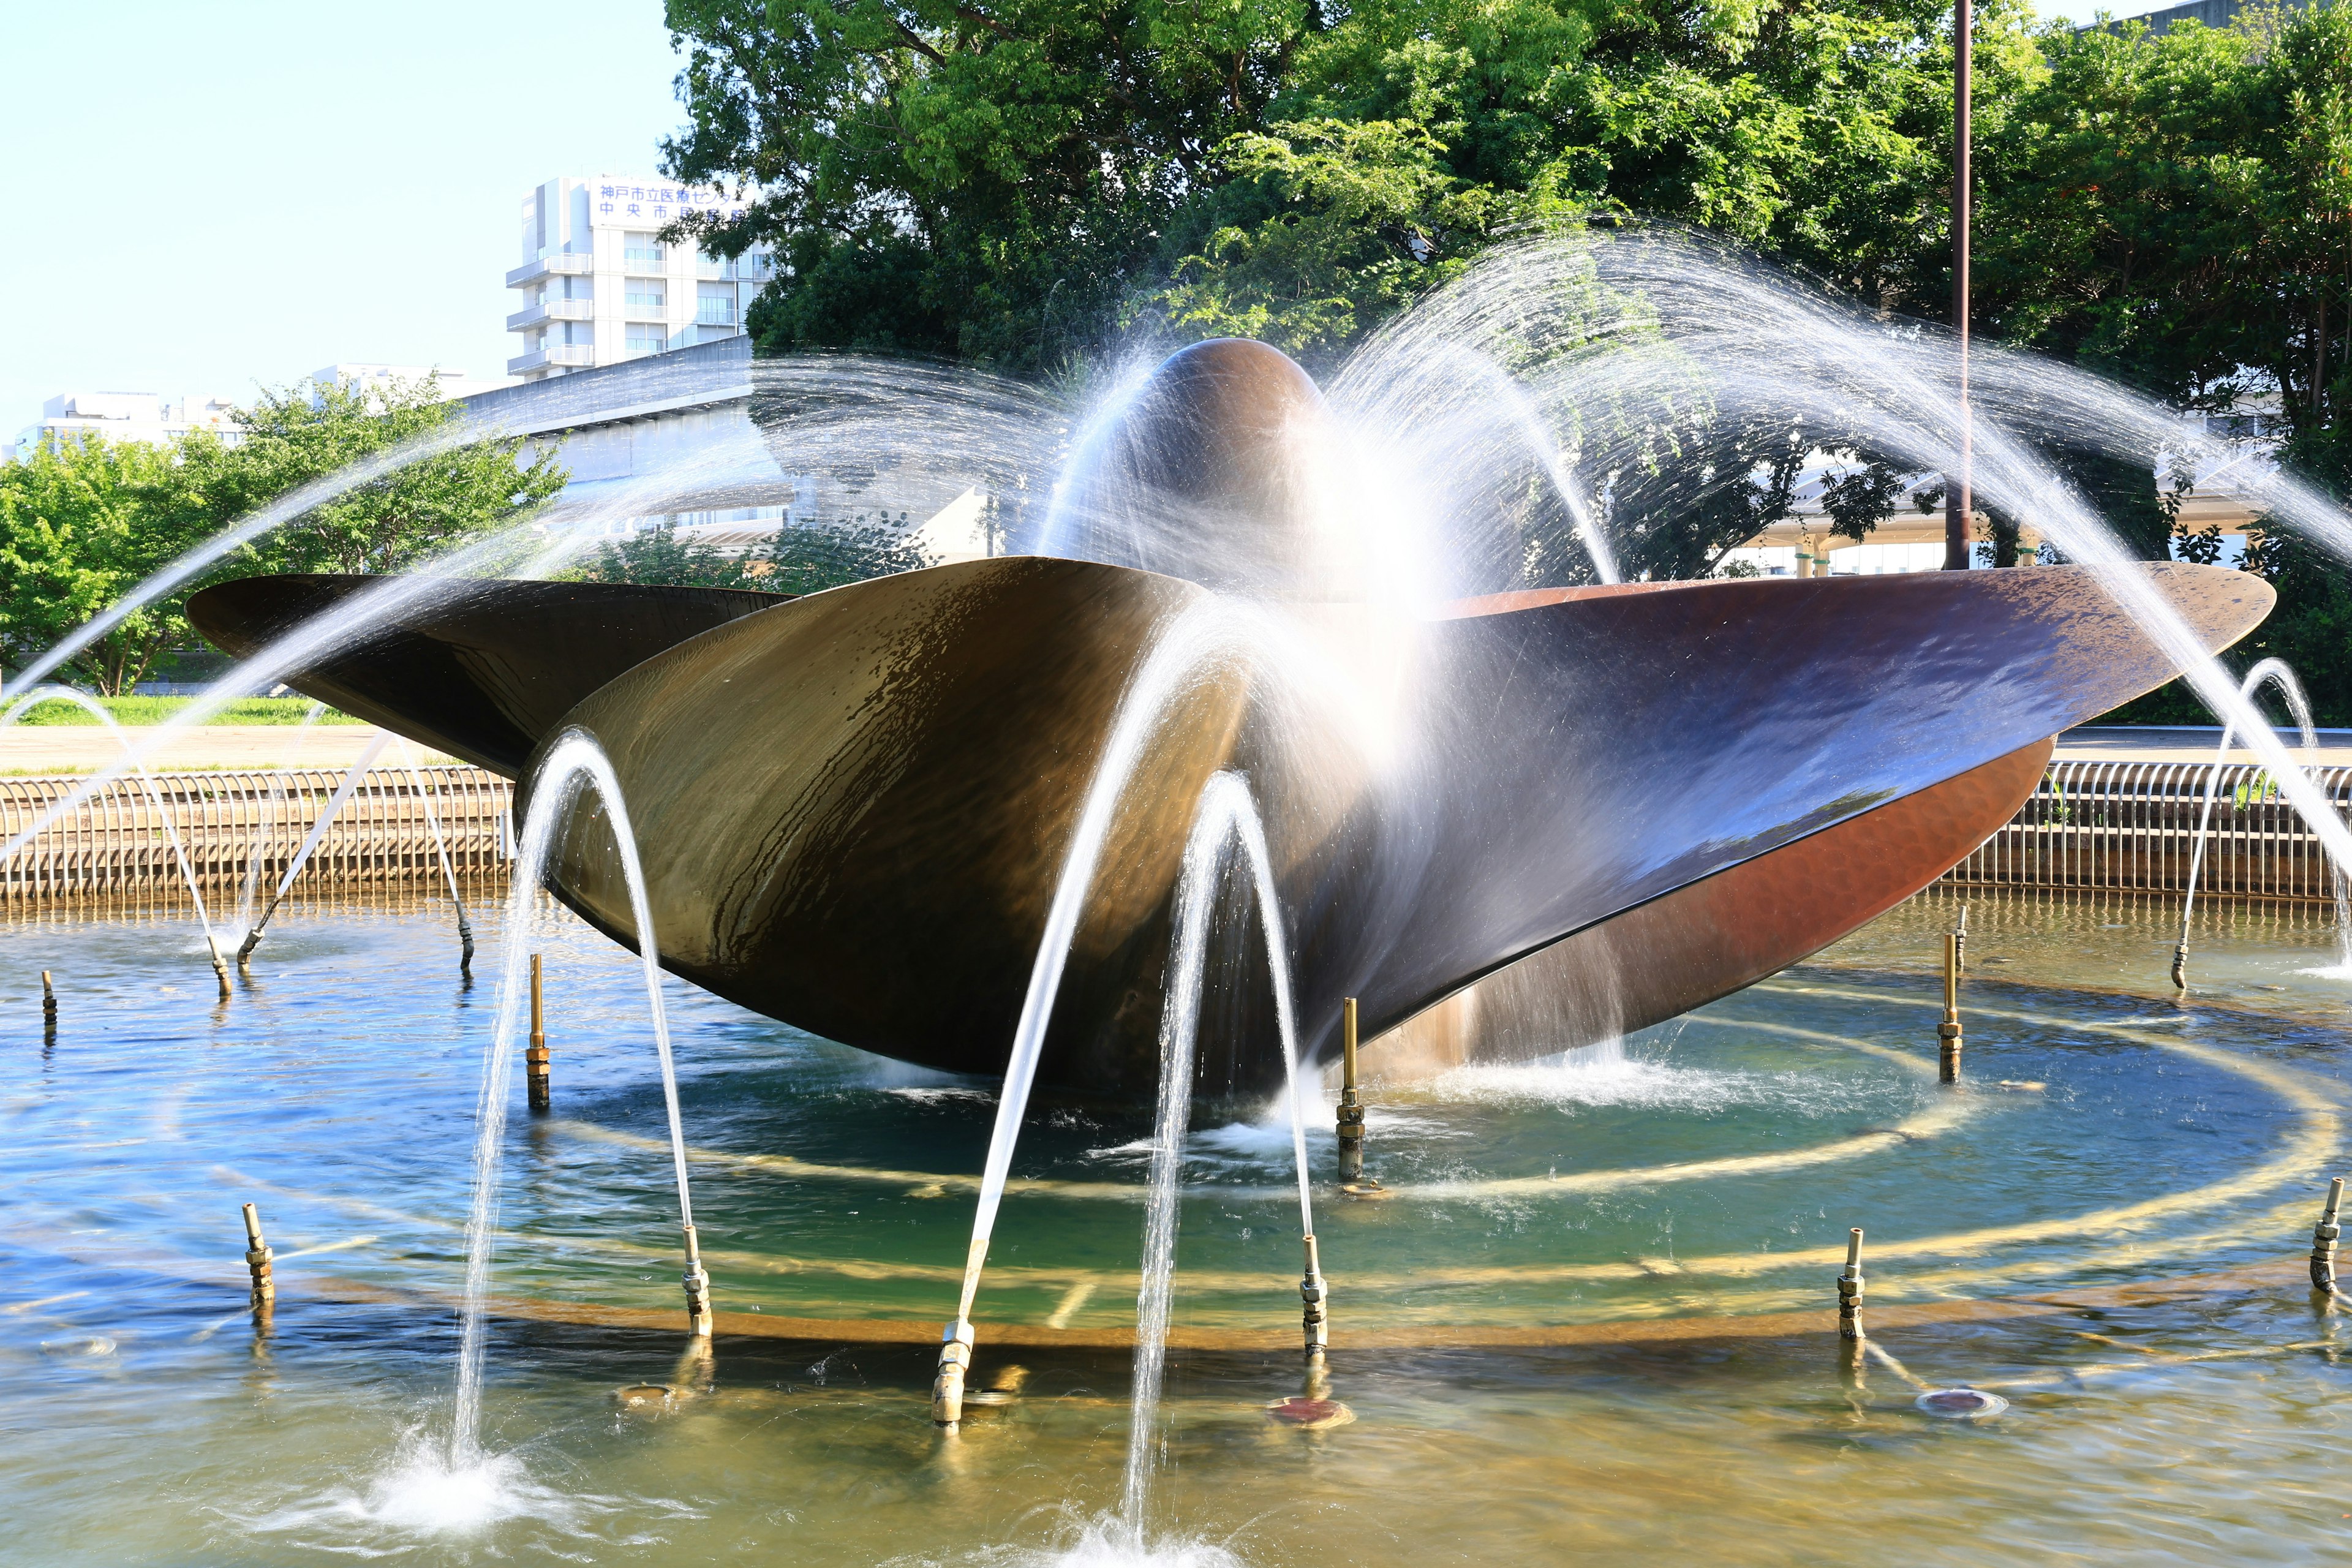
<box><xmin>189</xmin><ymin>339</ymin><xmax>2274</xmax><ymax>1100</ymax></box>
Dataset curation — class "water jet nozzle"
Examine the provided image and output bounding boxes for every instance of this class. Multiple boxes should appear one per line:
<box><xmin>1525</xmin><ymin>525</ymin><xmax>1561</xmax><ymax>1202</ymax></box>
<box><xmin>458</xmin><ymin>913</ymin><xmax>475</xmax><ymax>979</ymax></box>
<box><xmin>1837</xmin><ymin>1226</ymin><xmax>1864</xmax><ymax>1342</ymax></box>
<box><xmin>680</xmin><ymin>1221</ymin><xmax>714</xmax><ymax>1336</ymax></box>
<box><xmin>243</xmin><ymin>1202</ymin><xmax>276</xmax><ymax>1313</ymax></box>
<box><xmin>2170</xmin><ymin>941</ymin><xmax>2189</xmax><ymax>991</ymax></box>
<box><xmin>40</xmin><ymin>970</ymin><xmax>56</xmax><ymax>1028</ymax></box>
<box><xmin>932</xmin><ymin>1318</ymin><xmax>975</xmax><ymax>1426</ymax></box>
<box><xmin>526</xmin><ymin>953</ymin><xmax>551</xmax><ymax>1113</ymax></box>
<box><xmin>208</xmin><ymin>938</ymin><xmax>233</xmax><ymax>1003</ymax></box>
<box><xmin>1938</xmin><ymin>934</ymin><xmax>1962</xmax><ymax>1084</ymax></box>
<box><xmin>1336</xmin><ymin>997</ymin><xmax>1366</xmax><ymax>1185</ymax></box>
<box><xmin>1300</xmin><ymin>1234</ymin><xmax>1329</xmax><ymax>1357</ymax></box>
<box><xmin>2313</xmin><ymin>1178</ymin><xmax>2344</xmax><ymax>1295</ymax></box>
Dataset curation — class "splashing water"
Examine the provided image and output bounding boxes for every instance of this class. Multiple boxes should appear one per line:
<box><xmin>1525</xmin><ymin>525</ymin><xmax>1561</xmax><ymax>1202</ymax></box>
<box><xmin>2173</xmin><ymin>660</ymin><xmax>2345</xmax><ymax>984</ymax></box>
<box><xmin>1125</xmin><ymin>771</ymin><xmax>1314</xmax><ymax>1531</ymax></box>
<box><xmin>0</xmin><ymin>683</ymin><xmax>231</xmax><ymax>986</ymax></box>
<box><xmin>391</xmin><ymin>736</ymin><xmax>477</xmax><ymax>976</ymax></box>
<box><xmin>232</xmin><ymin>700</ymin><xmax>326</xmax><ymax>934</ymax></box>
<box><xmin>1387</xmin><ymin>228</ymin><xmax>2352</xmax><ymax>885</ymax></box>
<box><xmin>944</xmin><ymin>600</ymin><xmax>1250</xmax><ymax>1338</ymax></box>
<box><xmin>450</xmin><ymin>728</ymin><xmax>702</xmax><ymax>1466</ymax></box>
<box><xmin>237</xmin><ymin>731</ymin><xmax>393</xmax><ymax>967</ymax></box>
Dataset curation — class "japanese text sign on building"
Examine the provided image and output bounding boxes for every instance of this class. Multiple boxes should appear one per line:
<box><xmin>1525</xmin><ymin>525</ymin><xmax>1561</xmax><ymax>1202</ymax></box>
<box><xmin>591</xmin><ymin>178</ymin><xmax>750</xmax><ymax>228</ymax></box>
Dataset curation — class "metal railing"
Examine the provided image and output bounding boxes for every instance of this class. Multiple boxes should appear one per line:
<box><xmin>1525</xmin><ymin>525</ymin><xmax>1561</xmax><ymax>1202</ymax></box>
<box><xmin>6</xmin><ymin>758</ymin><xmax>2344</xmax><ymax>905</ymax></box>
<box><xmin>0</xmin><ymin>766</ymin><xmax>513</xmax><ymax>902</ymax></box>
<box><xmin>1941</xmin><ymin>758</ymin><xmax>2352</xmax><ymax>901</ymax></box>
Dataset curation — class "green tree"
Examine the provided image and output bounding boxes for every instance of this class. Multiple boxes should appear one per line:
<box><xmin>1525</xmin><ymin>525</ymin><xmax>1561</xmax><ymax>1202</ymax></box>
<box><xmin>661</xmin><ymin>0</ymin><xmax>2035</xmax><ymax>368</ymax></box>
<box><xmin>182</xmin><ymin>377</ymin><xmax>568</xmax><ymax>577</ymax></box>
<box><xmin>0</xmin><ymin>377</ymin><xmax>565</xmax><ymax>695</ymax></box>
<box><xmin>576</xmin><ymin>513</ymin><xmax>935</xmax><ymax>593</ymax></box>
<box><xmin>0</xmin><ymin>436</ymin><xmax>196</xmax><ymax>694</ymax></box>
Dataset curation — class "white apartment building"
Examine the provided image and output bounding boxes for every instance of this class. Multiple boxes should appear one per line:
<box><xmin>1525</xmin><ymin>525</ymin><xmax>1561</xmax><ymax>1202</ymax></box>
<box><xmin>505</xmin><ymin>175</ymin><xmax>775</xmax><ymax>382</ymax></box>
<box><xmin>7</xmin><ymin>390</ymin><xmax>240</xmax><ymax>462</ymax></box>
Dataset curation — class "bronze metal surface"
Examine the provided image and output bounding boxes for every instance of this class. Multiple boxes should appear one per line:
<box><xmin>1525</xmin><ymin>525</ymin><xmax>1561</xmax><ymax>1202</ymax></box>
<box><xmin>527</xmin><ymin>555</ymin><xmax>2264</xmax><ymax>1096</ymax></box>
<box><xmin>187</xmin><ymin>339</ymin><xmax>2278</xmax><ymax>1104</ymax></box>
<box><xmin>1366</xmin><ymin>739</ymin><xmax>2053</xmax><ymax>1075</ymax></box>
<box><xmin>186</xmin><ymin>575</ymin><xmax>787</xmax><ymax>775</ymax></box>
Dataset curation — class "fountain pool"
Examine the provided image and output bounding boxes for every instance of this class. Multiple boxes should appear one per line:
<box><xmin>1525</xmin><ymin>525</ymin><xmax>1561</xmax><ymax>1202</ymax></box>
<box><xmin>5</xmin><ymin>884</ymin><xmax>2350</xmax><ymax>1563</ymax></box>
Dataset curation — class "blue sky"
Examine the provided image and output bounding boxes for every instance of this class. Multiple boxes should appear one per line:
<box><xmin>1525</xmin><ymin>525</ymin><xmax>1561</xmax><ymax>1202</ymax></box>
<box><xmin>4</xmin><ymin>0</ymin><xmax>2156</xmax><ymax>434</ymax></box>
<box><xmin>1</xmin><ymin>1</ymin><xmax>691</xmax><ymax>429</ymax></box>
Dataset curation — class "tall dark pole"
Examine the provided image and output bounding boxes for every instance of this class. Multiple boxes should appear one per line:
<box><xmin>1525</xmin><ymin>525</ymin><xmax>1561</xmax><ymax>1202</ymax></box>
<box><xmin>1945</xmin><ymin>0</ymin><xmax>1973</xmax><ymax>570</ymax></box>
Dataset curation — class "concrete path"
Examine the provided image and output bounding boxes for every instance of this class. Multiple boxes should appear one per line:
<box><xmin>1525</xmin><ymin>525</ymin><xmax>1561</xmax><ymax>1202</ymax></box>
<box><xmin>1</xmin><ymin>725</ymin><xmax>459</xmax><ymax>774</ymax></box>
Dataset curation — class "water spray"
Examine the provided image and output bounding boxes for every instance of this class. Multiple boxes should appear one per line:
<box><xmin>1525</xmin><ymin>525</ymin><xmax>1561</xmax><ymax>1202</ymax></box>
<box><xmin>2313</xmin><ymin>1178</ymin><xmax>2343</xmax><ymax>1295</ymax></box>
<box><xmin>1336</xmin><ymin>996</ymin><xmax>1367</xmax><ymax>1185</ymax></box>
<box><xmin>239</xmin><ymin>732</ymin><xmax>394</xmax><ymax>970</ymax></box>
<box><xmin>526</xmin><ymin>954</ymin><xmax>551</xmax><ymax>1113</ymax></box>
<box><xmin>1939</xmin><ymin>934</ymin><xmax>1964</xmax><ymax>1084</ymax></box>
<box><xmin>1954</xmin><ymin>903</ymin><xmax>1968</xmax><ymax>971</ymax></box>
<box><xmin>2173</xmin><ymin>660</ymin><xmax>2326</xmax><ymax>992</ymax></box>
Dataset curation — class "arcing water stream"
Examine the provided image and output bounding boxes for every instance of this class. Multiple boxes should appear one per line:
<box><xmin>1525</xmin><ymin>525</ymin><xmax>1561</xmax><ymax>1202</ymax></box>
<box><xmin>2174</xmin><ymin>661</ymin><xmax>2350</xmax><ymax>986</ymax></box>
<box><xmin>231</xmin><ymin>701</ymin><xmax>327</xmax><ymax>938</ymax></box>
<box><xmin>447</xmin><ymin>728</ymin><xmax>705</xmax><ymax>1468</ymax></box>
<box><xmin>1123</xmin><ymin>771</ymin><xmax>1316</xmax><ymax>1534</ymax></box>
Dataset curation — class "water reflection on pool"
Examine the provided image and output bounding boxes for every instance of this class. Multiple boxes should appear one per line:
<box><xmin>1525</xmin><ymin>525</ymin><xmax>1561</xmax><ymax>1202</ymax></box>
<box><xmin>4</xmin><ymin>886</ymin><xmax>2348</xmax><ymax>1564</ymax></box>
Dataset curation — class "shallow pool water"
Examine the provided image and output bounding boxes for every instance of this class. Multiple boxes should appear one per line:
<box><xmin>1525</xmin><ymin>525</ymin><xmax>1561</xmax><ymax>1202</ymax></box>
<box><xmin>5</xmin><ymin>884</ymin><xmax>2351</xmax><ymax>1563</ymax></box>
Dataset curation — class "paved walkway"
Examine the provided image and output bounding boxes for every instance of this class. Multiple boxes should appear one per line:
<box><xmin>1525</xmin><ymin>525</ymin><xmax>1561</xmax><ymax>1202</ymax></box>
<box><xmin>1</xmin><ymin>725</ymin><xmax>458</xmax><ymax>774</ymax></box>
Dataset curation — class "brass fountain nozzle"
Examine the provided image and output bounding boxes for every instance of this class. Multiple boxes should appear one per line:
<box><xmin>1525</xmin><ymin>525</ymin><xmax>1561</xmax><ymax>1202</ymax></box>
<box><xmin>1938</xmin><ymin>933</ymin><xmax>1963</xmax><ymax>1084</ymax></box>
<box><xmin>243</xmin><ymin>1202</ymin><xmax>276</xmax><ymax>1313</ymax></box>
<box><xmin>526</xmin><ymin>953</ymin><xmax>552</xmax><ymax>1113</ymax></box>
<box><xmin>1837</xmin><ymin>1226</ymin><xmax>1864</xmax><ymax>1342</ymax></box>
<box><xmin>680</xmin><ymin>1222</ymin><xmax>714</xmax><ymax>1336</ymax></box>
<box><xmin>933</xmin><ymin>1318</ymin><xmax>975</xmax><ymax>1427</ymax></box>
<box><xmin>2313</xmin><ymin>1178</ymin><xmax>2345</xmax><ymax>1295</ymax></box>
<box><xmin>41</xmin><ymin>970</ymin><xmax>57</xmax><ymax>1027</ymax></box>
<box><xmin>1336</xmin><ymin>997</ymin><xmax>1367</xmax><ymax>1184</ymax></box>
<box><xmin>1300</xmin><ymin>1234</ymin><xmax>1330</xmax><ymax>1357</ymax></box>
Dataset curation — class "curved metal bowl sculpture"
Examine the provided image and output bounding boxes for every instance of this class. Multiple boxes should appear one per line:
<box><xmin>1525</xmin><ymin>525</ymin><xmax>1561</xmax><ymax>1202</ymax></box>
<box><xmin>189</xmin><ymin>339</ymin><xmax>2274</xmax><ymax>1101</ymax></box>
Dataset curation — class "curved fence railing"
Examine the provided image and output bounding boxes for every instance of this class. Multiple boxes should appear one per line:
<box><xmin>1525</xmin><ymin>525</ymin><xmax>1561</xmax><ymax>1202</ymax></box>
<box><xmin>0</xmin><ymin>766</ymin><xmax>513</xmax><ymax>901</ymax></box>
<box><xmin>4</xmin><ymin>758</ymin><xmax>2349</xmax><ymax>904</ymax></box>
<box><xmin>1940</xmin><ymin>758</ymin><xmax>2352</xmax><ymax>900</ymax></box>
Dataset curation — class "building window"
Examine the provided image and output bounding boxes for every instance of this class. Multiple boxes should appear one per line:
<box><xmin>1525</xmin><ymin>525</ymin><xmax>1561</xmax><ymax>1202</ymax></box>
<box><xmin>622</xmin><ymin>233</ymin><xmax>666</xmax><ymax>266</ymax></box>
<box><xmin>625</xmin><ymin>284</ymin><xmax>667</xmax><ymax>317</ymax></box>
<box><xmin>626</xmin><ymin>325</ymin><xmax>668</xmax><ymax>355</ymax></box>
<box><xmin>695</xmin><ymin>287</ymin><xmax>736</xmax><ymax>326</ymax></box>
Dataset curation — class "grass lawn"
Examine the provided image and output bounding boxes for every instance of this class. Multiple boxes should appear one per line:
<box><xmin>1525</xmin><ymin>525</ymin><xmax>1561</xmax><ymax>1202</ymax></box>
<box><xmin>9</xmin><ymin>696</ymin><xmax>364</xmax><ymax>726</ymax></box>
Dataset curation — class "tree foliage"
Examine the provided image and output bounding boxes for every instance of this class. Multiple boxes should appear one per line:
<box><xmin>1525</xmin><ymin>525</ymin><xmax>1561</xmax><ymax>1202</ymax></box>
<box><xmin>662</xmin><ymin>0</ymin><xmax>2027</xmax><ymax>368</ymax></box>
<box><xmin>576</xmin><ymin>514</ymin><xmax>935</xmax><ymax>594</ymax></box>
<box><xmin>0</xmin><ymin>378</ymin><xmax>565</xmax><ymax>695</ymax></box>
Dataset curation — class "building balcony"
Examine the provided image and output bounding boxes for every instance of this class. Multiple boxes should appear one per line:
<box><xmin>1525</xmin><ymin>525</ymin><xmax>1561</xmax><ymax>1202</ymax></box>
<box><xmin>503</xmin><ymin>298</ymin><xmax>594</xmax><ymax>331</ymax></box>
<box><xmin>505</xmin><ymin>251</ymin><xmax>595</xmax><ymax>289</ymax></box>
<box><xmin>696</xmin><ymin>302</ymin><xmax>737</xmax><ymax>326</ymax></box>
<box><xmin>696</xmin><ymin>252</ymin><xmax>777</xmax><ymax>282</ymax></box>
<box><xmin>506</xmin><ymin>344</ymin><xmax>597</xmax><ymax>376</ymax></box>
